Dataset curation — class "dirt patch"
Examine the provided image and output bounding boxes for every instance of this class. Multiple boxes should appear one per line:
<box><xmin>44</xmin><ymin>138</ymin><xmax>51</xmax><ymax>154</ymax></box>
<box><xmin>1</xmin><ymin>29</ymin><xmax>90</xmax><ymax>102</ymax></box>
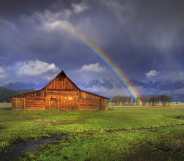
<box><xmin>0</xmin><ymin>134</ymin><xmax>68</xmax><ymax>161</ymax></box>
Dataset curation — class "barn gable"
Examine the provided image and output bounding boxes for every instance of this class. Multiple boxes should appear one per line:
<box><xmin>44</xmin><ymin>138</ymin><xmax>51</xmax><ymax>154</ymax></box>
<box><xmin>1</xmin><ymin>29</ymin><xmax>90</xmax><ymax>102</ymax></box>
<box><xmin>44</xmin><ymin>71</ymin><xmax>79</xmax><ymax>91</ymax></box>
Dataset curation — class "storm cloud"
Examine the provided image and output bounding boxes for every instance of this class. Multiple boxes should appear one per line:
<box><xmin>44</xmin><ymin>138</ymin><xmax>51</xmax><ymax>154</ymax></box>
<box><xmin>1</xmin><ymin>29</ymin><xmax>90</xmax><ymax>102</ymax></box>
<box><xmin>0</xmin><ymin>0</ymin><xmax>184</xmax><ymax>97</ymax></box>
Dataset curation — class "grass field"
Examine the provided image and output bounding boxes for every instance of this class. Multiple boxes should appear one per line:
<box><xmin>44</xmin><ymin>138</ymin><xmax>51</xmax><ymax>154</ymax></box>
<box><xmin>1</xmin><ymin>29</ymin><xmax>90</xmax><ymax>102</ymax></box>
<box><xmin>0</xmin><ymin>106</ymin><xmax>184</xmax><ymax>161</ymax></box>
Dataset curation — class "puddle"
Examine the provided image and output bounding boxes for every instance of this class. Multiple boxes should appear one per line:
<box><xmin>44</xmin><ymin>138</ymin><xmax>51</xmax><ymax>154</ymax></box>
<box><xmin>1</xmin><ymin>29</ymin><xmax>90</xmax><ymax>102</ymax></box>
<box><xmin>0</xmin><ymin>134</ymin><xmax>67</xmax><ymax>161</ymax></box>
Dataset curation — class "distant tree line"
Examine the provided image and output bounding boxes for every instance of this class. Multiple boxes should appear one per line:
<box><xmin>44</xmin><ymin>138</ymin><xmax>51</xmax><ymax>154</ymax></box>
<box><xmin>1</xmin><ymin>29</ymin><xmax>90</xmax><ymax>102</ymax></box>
<box><xmin>140</xmin><ymin>95</ymin><xmax>171</xmax><ymax>106</ymax></box>
<box><xmin>111</xmin><ymin>95</ymin><xmax>171</xmax><ymax>106</ymax></box>
<box><xmin>111</xmin><ymin>96</ymin><xmax>133</xmax><ymax>105</ymax></box>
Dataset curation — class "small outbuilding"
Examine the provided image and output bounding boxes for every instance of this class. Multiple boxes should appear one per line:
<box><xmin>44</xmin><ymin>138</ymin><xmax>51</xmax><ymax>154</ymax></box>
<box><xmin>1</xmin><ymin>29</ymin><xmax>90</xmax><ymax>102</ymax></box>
<box><xmin>11</xmin><ymin>71</ymin><xmax>109</xmax><ymax>110</ymax></box>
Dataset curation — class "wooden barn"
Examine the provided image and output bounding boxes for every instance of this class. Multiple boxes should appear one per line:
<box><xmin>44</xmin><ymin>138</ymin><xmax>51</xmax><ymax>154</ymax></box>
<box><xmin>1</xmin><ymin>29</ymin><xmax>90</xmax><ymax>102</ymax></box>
<box><xmin>11</xmin><ymin>71</ymin><xmax>109</xmax><ymax>110</ymax></box>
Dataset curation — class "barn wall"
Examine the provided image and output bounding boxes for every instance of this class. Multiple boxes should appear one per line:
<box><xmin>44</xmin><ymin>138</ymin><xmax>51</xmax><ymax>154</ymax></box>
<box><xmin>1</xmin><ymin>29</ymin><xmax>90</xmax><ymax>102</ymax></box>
<box><xmin>78</xmin><ymin>91</ymin><xmax>106</xmax><ymax>110</ymax></box>
<box><xmin>24</xmin><ymin>97</ymin><xmax>45</xmax><ymax>109</ymax></box>
<box><xmin>43</xmin><ymin>75</ymin><xmax>80</xmax><ymax>110</ymax></box>
<box><xmin>11</xmin><ymin>91</ymin><xmax>79</xmax><ymax>110</ymax></box>
<box><xmin>45</xmin><ymin>90</ymin><xmax>79</xmax><ymax>111</ymax></box>
<box><xmin>11</xmin><ymin>97</ymin><xmax>25</xmax><ymax>109</ymax></box>
<box><xmin>12</xmin><ymin>91</ymin><xmax>107</xmax><ymax>110</ymax></box>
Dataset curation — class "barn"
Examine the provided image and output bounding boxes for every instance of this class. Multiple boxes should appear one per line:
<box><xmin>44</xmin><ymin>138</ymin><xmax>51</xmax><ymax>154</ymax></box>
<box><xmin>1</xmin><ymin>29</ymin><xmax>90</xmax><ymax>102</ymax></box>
<box><xmin>11</xmin><ymin>71</ymin><xmax>109</xmax><ymax>110</ymax></box>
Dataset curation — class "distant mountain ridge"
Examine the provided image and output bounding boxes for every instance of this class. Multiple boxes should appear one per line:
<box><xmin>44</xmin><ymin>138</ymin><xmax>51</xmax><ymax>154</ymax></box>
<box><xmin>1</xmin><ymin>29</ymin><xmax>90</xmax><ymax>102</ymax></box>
<box><xmin>4</xmin><ymin>82</ymin><xmax>35</xmax><ymax>91</ymax></box>
<box><xmin>0</xmin><ymin>87</ymin><xmax>19</xmax><ymax>102</ymax></box>
<box><xmin>0</xmin><ymin>81</ymin><xmax>184</xmax><ymax>102</ymax></box>
<box><xmin>172</xmin><ymin>94</ymin><xmax>184</xmax><ymax>102</ymax></box>
<box><xmin>0</xmin><ymin>82</ymin><xmax>34</xmax><ymax>102</ymax></box>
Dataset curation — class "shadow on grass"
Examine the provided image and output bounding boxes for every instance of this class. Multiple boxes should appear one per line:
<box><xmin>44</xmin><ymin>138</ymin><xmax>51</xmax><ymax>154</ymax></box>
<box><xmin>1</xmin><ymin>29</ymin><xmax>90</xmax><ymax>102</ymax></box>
<box><xmin>174</xmin><ymin>115</ymin><xmax>184</xmax><ymax>120</ymax></box>
<box><xmin>124</xmin><ymin>137</ymin><xmax>184</xmax><ymax>161</ymax></box>
<box><xmin>0</xmin><ymin>107</ymin><xmax>12</xmax><ymax>111</ymax></box>
<box><xmin>0</xmin><ymin>125</ymin><xmax>4</xmax><ymax>130</ymax></box>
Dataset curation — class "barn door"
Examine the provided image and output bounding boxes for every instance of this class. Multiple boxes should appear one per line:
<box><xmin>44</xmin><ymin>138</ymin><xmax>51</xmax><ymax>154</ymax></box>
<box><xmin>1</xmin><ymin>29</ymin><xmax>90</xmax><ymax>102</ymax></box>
<box><xmin>50</xmin><ymin>98</ymin><xmax>58</xmax><ymax>109</ymax></box>
<box><xmin>62</xmin><ymin>96</ymin><xmax>76</xmax><ymax>111</ymax></box>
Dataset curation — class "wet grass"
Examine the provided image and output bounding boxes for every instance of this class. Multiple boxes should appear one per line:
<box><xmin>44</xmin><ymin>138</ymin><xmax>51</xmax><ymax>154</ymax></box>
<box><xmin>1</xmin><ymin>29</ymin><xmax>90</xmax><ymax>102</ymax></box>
<box><xmin>0</xmin><ymin>106</ymin><xmax>184</xmax><ymax>161</ymax></box>
<box><xmin>21</xmin><ymin>127</ymin><xmax>184</xmax><ymax>161</ymax></box>
<box><xmin>0</xmin><ymin>134</ymin><xmax>67</xmax><ymax>161</ymax></box>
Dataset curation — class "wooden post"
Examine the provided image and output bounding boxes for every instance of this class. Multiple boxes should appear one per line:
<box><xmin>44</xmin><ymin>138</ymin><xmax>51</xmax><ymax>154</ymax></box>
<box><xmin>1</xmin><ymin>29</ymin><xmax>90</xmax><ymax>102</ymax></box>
<box><xmin>23</xmin><ymin>98</ymin><xmax>25</xmax><ymax>109</ymax></box>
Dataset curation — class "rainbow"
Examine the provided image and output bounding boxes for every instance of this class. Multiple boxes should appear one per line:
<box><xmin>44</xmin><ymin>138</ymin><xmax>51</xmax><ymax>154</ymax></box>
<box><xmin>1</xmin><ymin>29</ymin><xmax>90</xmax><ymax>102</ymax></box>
<box><xmin>46</xmin><ymin>20</ymin><xmax>141</xmax><ymax>98</ymax></box>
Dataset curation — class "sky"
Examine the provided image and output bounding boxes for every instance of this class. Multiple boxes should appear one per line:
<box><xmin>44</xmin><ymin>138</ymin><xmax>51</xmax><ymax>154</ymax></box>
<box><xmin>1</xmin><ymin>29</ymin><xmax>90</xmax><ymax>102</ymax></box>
<box><xmin>0</xmin><ymin>0</ymin><xmax>184</xmax><ymax>99</ymax></box>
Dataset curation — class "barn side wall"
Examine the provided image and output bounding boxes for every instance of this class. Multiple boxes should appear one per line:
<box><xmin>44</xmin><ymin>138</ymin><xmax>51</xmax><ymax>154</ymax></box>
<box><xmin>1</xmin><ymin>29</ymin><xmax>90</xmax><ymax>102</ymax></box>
<box><xmin>11</xmin><ymin>97</ymin><xmax>25</xmax><ymax>109</ymax></box>
<box><xmin>78</xmin><ymin>91</ymin><xmax>107</xmax><ymax>110</ymax></box>
<box><xmin>11</xmin><ymin>97</ymin><xmax>45</xmax><ymax>109</ymax></box>
<box><xmin>24</xmin><ymin>97</ymin><xmax>45</xmax><ymax>109</ymax></box>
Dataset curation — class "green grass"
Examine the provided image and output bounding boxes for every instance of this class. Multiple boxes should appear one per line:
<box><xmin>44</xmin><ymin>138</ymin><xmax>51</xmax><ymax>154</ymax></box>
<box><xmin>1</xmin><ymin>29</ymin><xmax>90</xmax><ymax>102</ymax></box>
<box><xmin>1</xmin><ymin>106</ymin><xmax>184</xmax><ymax>161</ymax></box>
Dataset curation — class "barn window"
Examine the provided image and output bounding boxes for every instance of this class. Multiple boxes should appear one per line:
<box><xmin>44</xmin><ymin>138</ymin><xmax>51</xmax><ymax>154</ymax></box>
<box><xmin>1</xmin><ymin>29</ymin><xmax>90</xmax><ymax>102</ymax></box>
<box><xmin>64</xmin><ymin>96</ymin><xmax>73</xmax><ymax>100</ymax></box>
<box><xmin>68</xmin><ymin>96</ymin><xmax>73</xmax><ymax>101</ymax></box>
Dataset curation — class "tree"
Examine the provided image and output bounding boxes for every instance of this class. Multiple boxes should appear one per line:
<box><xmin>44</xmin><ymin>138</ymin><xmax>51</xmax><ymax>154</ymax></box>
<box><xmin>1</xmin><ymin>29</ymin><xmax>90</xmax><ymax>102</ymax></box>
<box><xmin>136</xmin><ymin>96</ymin><xmax>142</xmax><ymax>105</ymax></box>
<box><xmin>111</xmin><ymin>96</ymin><xmax>132</xmax><ymax>105</ymax></box>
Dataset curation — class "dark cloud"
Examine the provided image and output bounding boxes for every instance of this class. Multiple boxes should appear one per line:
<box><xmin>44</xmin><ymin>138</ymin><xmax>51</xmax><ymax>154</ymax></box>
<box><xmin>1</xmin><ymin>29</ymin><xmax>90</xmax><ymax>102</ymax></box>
<box><xmin>0</xmin><ymin>0</ymin><xmax>184</xmax><ymax>97</ymax></box>
<box><xmin>0</xmin><ymin>0</ymin><xmax>54</xmax><ymax>17</ymax></box>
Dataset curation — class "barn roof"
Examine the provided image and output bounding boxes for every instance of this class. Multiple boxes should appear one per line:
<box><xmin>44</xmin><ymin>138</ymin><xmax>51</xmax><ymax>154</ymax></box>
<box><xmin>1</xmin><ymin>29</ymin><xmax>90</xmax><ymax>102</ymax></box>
<box><xmin>12</xmin><ymin>70</ymin><xmax>109</xmax><ymax>100</ymax></box>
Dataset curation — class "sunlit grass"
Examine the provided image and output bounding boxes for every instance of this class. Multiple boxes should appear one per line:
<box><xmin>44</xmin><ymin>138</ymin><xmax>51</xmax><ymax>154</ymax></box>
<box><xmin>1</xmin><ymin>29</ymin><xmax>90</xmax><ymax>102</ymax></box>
<box><xmin>0</xmin><ymin>105</ymin><xmax>184</xmax><ymax>160</ymax></box>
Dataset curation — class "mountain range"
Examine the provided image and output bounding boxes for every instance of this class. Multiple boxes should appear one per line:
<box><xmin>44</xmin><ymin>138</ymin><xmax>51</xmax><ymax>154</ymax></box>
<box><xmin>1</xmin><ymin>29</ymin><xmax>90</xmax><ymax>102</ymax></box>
<box><xmin>0</xmin><ymin>81</ymin><xmax>184</xmax><ymax>102</ymax></box>
<box><xmin>0</xmin><ymin>82</ymin><xmax>34</xmax><ymax>102</ymax></box>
